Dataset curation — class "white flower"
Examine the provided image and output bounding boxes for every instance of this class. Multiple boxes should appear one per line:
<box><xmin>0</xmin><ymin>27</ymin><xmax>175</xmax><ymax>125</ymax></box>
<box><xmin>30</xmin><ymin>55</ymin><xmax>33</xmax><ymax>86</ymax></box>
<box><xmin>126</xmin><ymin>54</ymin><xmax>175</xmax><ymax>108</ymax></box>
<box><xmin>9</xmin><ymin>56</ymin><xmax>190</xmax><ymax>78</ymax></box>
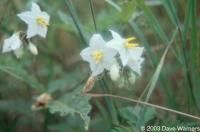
<box><xmin>17</xmin><ymin>3</ymin><xmax>50</xmax><ymax>38</ymax></box>
<box><xmin>2</xmin><ymin>33</ymin><xmax>23</xmax><ymax>58</ymax></box>
<box><xmin>80</xmin><ymin>34</ymin><xmax>117</xmax><ymax>76</ymax></box>
<box><xmin>127</xmin><ymin>57</ymin><xmax>144</xmax><ymax>75</ymax></box>
<box><xmin>28</xmin><ymin>42</ymin><xmax>38</xmax><ymax>55</ymax></box>
<box><xmin>107</xmin><ymin>30</ymin><xmax>144</xmax><ymax>66</ymax></box>
<box><xmin>110</xmin><ymin>63</ymin><xmax>120</xmax><ymax>81</ymax></box>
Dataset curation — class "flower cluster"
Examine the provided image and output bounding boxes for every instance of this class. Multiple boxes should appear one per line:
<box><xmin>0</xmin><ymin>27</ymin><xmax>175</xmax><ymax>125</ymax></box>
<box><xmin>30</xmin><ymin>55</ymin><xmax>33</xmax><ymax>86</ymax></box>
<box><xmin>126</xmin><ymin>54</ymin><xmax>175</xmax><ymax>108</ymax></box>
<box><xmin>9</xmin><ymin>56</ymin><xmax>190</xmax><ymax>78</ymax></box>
<box><xmin>80</xmin><ymin>30</ymin><xmax>144</xmax><ymax>81</ymax></box>
<box><xmin>2</xmin><ymin>3</ymin><xmax>50</xmax><ymax>58</ymax></box>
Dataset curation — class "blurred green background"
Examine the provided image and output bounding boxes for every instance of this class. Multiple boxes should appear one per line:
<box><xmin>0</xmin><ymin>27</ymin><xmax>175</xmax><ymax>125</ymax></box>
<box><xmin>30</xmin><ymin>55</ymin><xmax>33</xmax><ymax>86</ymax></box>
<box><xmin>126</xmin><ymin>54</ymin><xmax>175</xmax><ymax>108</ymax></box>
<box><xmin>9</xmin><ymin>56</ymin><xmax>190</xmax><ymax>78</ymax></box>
<box><xmin>0</xmin><ymin>0</ymin><xmax>200</xmax><ymax>132</ymax></box>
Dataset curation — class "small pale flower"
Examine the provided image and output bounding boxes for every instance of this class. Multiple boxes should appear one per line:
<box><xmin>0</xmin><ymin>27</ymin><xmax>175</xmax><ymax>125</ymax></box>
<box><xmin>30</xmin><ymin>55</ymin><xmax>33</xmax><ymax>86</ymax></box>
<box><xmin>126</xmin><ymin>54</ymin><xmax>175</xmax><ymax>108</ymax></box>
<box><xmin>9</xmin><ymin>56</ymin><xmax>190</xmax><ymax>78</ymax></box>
<box><xmin>2</xmin><ymin>33</ymin><xmax>23</xmax><ymax>58</ymax></box>
<box><xmin>28</xmin><ymin>42</ymin><xmax>38</xmax><ymax>55</ymax></box>
<box><xmin>110</xmin><ymin>63</ymin><xmax>120</xmax><ymax>81</ymax></box>
<box><xmin>80</xmin><ymin>34</ymin><xmax>117</xmax><ymax>76</ymax></box>
<box><xmin>107</xmin><ymin>30</ymin><xmax>144</xmax><ymax>66</ymax></box>
<box><xmin>17</xmin><ymin>3</ymin><xmax>50</xmax><ymax>38</ymax></box>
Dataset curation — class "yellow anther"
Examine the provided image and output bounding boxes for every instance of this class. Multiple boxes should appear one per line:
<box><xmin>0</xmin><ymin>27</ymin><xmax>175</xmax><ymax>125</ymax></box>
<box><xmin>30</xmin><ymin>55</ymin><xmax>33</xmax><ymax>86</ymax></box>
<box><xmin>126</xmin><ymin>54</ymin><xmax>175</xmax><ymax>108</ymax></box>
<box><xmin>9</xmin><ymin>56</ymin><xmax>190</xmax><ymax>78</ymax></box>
<box><xmin>36</xmin><ymin>17</ymin><xmax>48</xmax><ymax>28</ymax></box>
<box><xmin>126</xmin><ymin>37</ymin><xmax>136</xmax><ymax>42</ymax></box>
<box><xmin>124</xmin><ymin>37</ymin><xmax>139</xmax><ymax>49</ymax></box>
<box><xmin>92</xmin><ymin>51</ymin><xmax>104</xmax><ymax>64</ymax></box>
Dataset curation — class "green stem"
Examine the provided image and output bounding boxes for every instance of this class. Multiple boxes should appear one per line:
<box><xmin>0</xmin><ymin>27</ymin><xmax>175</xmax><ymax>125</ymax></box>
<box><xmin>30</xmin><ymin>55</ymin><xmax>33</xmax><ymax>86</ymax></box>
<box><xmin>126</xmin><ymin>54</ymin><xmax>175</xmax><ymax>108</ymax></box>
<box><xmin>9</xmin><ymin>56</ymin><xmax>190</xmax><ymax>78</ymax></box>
<box><xmin>99</xmin><ymin>78</ymin><xmax>119</xmax><ymax>125</ymax></box>
<box><xmin>63</xmin><ymin>0</ymin><xmax>87</xmax><ymax>46</ymax></box>
<box><xmin>44</xmin><ymin>110</ymin><xmax>49</xmax><ymax>132</ymax></box>
<box><xmin>88</xmin><ymin>0</ymin><xmax>119</xmax><ymax>125</ymax></box>
<box><xmin>85</xmin><ymin>93</ymin><xmax>200</xmax><ymax>121</ymax></box>
<box><xmin>88</xmin><ymin>0</ymin><xmax>98</xmax><ymax>32</ymax></box>
<box><xmin>167</xmin><ymin>0</ymin><xmax>200</xmax><ymax>113</ymax></box>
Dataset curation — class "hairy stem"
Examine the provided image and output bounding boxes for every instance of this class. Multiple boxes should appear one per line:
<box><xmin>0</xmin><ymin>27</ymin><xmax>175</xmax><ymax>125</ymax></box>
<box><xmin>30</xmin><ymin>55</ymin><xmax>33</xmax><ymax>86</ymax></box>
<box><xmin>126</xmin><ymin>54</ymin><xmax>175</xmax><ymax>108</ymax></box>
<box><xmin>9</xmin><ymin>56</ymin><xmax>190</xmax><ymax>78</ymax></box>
<box><xmin>85</xmin><ymin>93</ymin><xmax>200</xmax><ymax>121</ymax></box>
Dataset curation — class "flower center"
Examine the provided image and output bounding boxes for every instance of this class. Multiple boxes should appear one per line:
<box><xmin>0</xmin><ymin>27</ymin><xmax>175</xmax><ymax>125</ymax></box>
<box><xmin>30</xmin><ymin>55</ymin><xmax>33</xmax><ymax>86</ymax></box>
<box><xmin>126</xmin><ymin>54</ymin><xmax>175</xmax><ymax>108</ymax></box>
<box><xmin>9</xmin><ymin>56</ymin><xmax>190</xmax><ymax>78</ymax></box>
<box><xmin>124</xmin><ymin>37</ymin><xmax>138</xmax><ymax>49</ymax></box>
<box><xmin>92</xmin><ymin>51</ymin><xmax>104</xmax><ymax>64</ymax></box>
<box><xmin>36</xmin><ymin>17</ymin><xmax>48</xmax><ymax>28</ymax></box>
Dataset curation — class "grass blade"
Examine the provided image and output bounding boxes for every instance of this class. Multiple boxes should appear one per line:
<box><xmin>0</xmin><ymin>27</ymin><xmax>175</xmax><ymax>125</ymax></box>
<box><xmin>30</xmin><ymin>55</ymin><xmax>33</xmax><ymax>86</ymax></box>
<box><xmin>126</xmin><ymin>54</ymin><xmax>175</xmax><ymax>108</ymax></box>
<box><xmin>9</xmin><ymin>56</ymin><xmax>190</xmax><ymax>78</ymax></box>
<box><xmin>64</xmin><ymin>0</ymin><xmax>87</xmax><ymax>46</ymax></box>
<box><xmin>145</xmin><ymin>28</ymin><xmax>178</xmax><ymax>102</ymax></box>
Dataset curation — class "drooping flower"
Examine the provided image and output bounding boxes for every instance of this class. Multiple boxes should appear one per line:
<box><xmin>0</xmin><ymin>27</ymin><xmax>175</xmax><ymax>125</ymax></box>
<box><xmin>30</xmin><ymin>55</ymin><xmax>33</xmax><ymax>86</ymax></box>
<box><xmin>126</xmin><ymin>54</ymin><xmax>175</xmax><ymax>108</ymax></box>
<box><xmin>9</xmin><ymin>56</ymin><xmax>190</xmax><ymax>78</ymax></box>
<box><xmin>17</xmin><ymin>3</ymin><xmax>50</xmax><ymax>38</ymax></box>
<box><xmin>107</xmin><ymin>30</ymin><xmax>144</xmax><ymax>66</ymax></box>
<box><xmin>80</xmin><ymin>34</ymin><xmax>117</xmax><ymax>76</ymax></box>
<box><xmin>2</xmin><ymin>33</ymin><xmax>23</xmax><ymax>58</ymax></box>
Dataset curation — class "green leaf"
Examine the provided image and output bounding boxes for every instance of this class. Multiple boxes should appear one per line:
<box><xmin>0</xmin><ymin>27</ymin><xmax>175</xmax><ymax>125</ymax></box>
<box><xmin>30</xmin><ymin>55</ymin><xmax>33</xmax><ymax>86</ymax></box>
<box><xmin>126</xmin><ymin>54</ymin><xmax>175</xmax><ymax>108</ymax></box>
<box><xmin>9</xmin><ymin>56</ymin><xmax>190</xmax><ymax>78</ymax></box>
<box><xmin>120</xmin><ymin>106</ymin><xmax>137</xmax><ymax>124</ymax></box>
<box><xmin>48</xmin><ymin>87</ymin><xmax>91</xmax><ymax>130</ymax></box>
<box><xmin>0</xmin><ymin>65</ymin><xmax>45</xmax><ymax>92</ymax></box>
<box><xmin>162</xmin><ymin>0</ymin><xmax>179</xmax><ymax>26</ymax></box>
<box><xmin>120</xmin><ymin>106</ymin><xmax>156</xmax><ymax>125</ymax></box>
<box><xmin>145</xmin><ymin>28</ymin><xmax>178</xmax><ymax>102</ymax></box>
<box><xmin>135</xmin><ymin>0</ymin><xmax>169</xmax><ymax>43</ymax></box>
<box><xmin>0</xmin><ymin>100</ymin><xmax>32</xmax><ymax>116</ymax></box>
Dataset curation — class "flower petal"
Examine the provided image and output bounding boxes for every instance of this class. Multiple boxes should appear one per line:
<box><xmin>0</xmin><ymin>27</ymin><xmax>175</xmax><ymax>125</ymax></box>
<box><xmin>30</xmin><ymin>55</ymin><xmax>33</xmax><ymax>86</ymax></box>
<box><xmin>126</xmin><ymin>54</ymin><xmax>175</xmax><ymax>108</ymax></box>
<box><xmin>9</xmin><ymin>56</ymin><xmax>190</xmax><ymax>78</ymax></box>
<box><xmin>41</xmin><ymin>12</ymin><xmax>50</xmax><ymax>24</ymax></box>
<box><xmin>37</xmin><ymin>26</ymin><xmax>48</xmax><ymax>38</ymax></box>
<box><xmin>80</xmin><ymin>47</ymin><xmax>93</xmax><ymax>62</ymax></box>
<box><xmin>103</xmin><ymin>58</ymin><xmax>116</xmax><ymax>71</ymax></box>
<box><xmin>106</xmin><ymin>39</ymin><xmax>122</xmax><ymax>51</ymax></box>
<box><xmin>119</xmin><ymin>49</ymin><xmax>129</xmax><ymax>66</ymax></box>
<box><xmin>2</xmin><ymin>33</ymin><xmax>22</xmax><ymax>53</ymax></box>
<box><xmin>31</xmin><ymin>3</ymin><xmax>41</xmax><ymax>13</ymax></box>
<box><xmin>129</xmin><ymin>47</ymin><xmax>144</xmax><ymax>59</ymax></box>
<box><xmin>26</xmin><ymin>24</ymin><xmax>38</xmax><ymax>38</ymax></box>
<box><xmin>109</xmin><ymin>30</ymin><xmax>122</xmax><ymax>39</ymax></box>
<box><xmin>2</xmin><ymin>39</ymin><xmax>13</xmax><ymax>53</ymax></box>
<box><xmin>17</xmin><ymin>12</ymin><xmax>35</xmax><ymax>24</ymax></box>
<box><xmin>89</xmin><ymin>34</ymin><xmax>106</xmax><ymax>47</ymax></box>
<box><xmin>128</xmin><ymin>57</ymin><xmax>144</xmax><ymax>75</ymax></box>
<box><xmin>92</xmin><ymin>65</ymin><xmax>104</xmax><ymax>76</ymax></box>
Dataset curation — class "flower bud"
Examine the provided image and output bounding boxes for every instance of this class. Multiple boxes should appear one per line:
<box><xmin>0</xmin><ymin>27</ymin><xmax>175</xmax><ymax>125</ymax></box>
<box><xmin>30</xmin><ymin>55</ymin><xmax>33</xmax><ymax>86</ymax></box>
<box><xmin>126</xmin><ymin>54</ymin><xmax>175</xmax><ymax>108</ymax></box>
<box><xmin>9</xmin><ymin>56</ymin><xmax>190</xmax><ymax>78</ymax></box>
<box><xmin>28</xmin><ymin>42</ymin><xmax>38</xmax><ymax>55</ymax></box>
<box><xmin>32</xmin><ymin>93</ymin><xmax>52</xmax><ymax>110</ymax></box>
<box><xmin>110</xmin><ymin>63</ymin><xmax>120</xmax><ymax>81</ymax></box>
<box><xmin>83</xmin><ymin>76</ymin><xmax>96</xmax><ymax>93</ymax></box>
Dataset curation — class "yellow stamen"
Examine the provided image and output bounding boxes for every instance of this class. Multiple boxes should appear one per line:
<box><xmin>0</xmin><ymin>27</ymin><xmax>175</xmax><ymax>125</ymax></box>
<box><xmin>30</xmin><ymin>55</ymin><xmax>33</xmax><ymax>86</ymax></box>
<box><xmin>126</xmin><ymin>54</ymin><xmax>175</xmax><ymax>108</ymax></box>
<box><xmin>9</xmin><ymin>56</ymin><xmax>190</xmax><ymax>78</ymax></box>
<box><xmin>124</xmin><ymin>37</ymin><xmax>139</xmax><ymax>49</ymax></box>
<box><xmin>92</xmin><ymin>51</ymin><xmax>104</xmax><ymax>64</ymax></box>
<box><xmin>126</xmin><ymin>37</ymin><xmax>136</xmax><ymax>42</ymax></box>
<box><xmin>36</xmin><ymin>17</ymin><xmax>48</xmax><ymax>28</ymax></box>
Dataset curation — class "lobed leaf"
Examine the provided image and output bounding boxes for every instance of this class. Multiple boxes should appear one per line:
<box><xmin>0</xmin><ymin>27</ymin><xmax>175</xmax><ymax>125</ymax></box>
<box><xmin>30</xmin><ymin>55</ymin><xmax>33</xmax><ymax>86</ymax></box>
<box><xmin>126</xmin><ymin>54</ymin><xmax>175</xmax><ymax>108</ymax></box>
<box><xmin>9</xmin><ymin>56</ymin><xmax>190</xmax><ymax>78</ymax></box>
<box><xmin>0</xmin><ymin>65</ymin><xmax>45</xmax><ymax>92</ymax></box>
<box><xmin>48</xmin><ymin>87</ymin><xmax>91</xmax><ymax>130</ymax></box>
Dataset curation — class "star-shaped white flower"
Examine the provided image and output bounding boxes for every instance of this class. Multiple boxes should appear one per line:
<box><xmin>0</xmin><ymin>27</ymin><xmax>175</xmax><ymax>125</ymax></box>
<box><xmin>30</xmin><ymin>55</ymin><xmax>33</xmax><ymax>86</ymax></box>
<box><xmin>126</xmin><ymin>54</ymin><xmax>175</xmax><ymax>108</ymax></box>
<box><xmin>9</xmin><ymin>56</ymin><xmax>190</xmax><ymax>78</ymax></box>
<box><xmin>17</xmin><ymin>3</ymin><xmax>50</xmax><ymax>38</ymax></box>
<box><xmin>2</xmin><ymin>33</ymin><xmax>23</xmax><ymax>58</ymax></box>
<box><xmin>80</xmin><ymin>34</ymin><xmax>117</xmax><ymax>76</ymax></box>
<box><xmin>107</xmin><ymin>30</ymin><xmax>144</xmax><ymax>66</ymax></box>
<box><xmin>127</xmin><ymin>57</ymin><xmax>144</xmax><ymax>75</ymax></box>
